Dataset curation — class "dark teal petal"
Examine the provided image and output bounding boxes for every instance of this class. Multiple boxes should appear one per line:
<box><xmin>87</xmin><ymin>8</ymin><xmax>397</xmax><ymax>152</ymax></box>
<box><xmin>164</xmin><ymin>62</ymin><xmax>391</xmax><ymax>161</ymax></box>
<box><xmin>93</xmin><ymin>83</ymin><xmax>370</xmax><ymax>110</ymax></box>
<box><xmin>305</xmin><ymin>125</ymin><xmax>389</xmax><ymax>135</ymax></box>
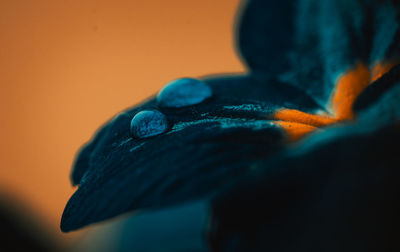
<box><xmin>61</xmin><ymin>75</ymin><xmax>320</xmax><ymax>232</ymax></box>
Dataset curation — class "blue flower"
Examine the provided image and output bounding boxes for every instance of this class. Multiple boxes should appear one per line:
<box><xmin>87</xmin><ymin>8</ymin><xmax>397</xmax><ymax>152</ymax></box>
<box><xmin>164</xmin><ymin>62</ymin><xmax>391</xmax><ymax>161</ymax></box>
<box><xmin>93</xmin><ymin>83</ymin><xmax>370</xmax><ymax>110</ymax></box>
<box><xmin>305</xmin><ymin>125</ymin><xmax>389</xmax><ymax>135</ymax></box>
<box><xmin>61</xmin><ymin>1</ymin><xmax>400</xmax><ymax>250</ymax></box>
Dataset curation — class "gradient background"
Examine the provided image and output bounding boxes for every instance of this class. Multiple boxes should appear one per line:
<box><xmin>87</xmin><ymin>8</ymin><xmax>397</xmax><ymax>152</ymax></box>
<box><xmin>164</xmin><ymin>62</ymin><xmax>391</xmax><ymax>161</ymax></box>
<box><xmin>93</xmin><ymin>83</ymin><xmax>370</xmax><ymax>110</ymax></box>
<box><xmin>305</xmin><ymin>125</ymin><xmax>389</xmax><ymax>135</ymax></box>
<box><xmin>0</xmin><ymin>0</ymin><xmax>245</xmax><ymax>248</ymax></box>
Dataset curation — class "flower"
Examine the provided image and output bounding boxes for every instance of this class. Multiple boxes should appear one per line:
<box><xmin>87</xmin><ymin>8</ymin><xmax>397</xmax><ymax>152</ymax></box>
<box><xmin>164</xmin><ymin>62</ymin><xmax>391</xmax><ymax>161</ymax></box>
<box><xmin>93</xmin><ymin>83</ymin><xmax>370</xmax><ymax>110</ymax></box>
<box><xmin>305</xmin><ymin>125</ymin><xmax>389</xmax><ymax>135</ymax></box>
<box><xmin>61</xmin><ymin>1</ymin><xmax>400</xmax><ymax>250</ymax></box>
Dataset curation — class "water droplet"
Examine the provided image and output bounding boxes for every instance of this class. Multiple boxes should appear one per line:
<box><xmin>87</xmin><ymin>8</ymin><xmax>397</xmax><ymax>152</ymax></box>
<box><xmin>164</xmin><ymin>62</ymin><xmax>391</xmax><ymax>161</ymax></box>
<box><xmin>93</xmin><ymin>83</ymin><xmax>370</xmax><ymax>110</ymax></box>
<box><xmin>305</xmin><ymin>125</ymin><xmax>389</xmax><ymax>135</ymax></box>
<box><xmin>130</xmin><ymin>110</ymin><xmax>169</xmax><ymax>139</ymax></box>
<box><xmin>157</xmin><ymin>78</ymin><xmax>212</xmax><ymax>108</ymax></box>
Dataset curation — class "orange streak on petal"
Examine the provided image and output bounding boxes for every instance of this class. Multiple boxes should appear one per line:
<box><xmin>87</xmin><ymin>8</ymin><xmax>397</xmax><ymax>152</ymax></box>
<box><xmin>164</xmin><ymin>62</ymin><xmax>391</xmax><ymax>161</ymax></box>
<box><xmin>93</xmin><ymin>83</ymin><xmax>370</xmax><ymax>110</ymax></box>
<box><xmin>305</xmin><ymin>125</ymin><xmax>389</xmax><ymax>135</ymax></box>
<box><xmin>371</xmin><ymin>62</ymin><xmax>397</xmax><ymax>83</ymax></box>
<box><xmin>272</xmin><ymin>61</ymin><xmax>398</xmax><ymax>142</ymax></box>
<box><xmin>274</xmin><ymin>109</ymin><xmax>337</xmax><ymax>127</ymax></box>
<box><xmin>274</xmin><ymin>121</ymin><xmax>319</xmax><ymax>141</ymax></box>
<box><xmin>330</xmin><ymin>63</ymin><xmax>370</xmax><ymax>120</ymax></box>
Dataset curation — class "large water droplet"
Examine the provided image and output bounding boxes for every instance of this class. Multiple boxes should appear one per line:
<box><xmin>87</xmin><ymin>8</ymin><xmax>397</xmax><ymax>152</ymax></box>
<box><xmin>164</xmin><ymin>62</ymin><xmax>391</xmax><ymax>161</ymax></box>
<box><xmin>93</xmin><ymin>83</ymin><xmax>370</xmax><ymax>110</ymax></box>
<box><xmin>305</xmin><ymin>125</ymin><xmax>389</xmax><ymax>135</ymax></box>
<box><xmin>157</xmin><ymin>78</ymin><xmax>213</xmax><ymax>108</ymax></box>
<box><xmin>130</xmin><ymin>110</ymin><xmax>169</xmax><ymax>139</ymax></box>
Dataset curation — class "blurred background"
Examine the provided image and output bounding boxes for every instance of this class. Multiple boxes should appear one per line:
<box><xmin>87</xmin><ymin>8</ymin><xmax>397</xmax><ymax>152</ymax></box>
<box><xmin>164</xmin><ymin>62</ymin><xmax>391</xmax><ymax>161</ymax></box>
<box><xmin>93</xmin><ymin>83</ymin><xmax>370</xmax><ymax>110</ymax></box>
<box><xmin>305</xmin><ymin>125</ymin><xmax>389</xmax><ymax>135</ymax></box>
<box><xmin>0</xmin><ymin>0</ymin><xmax>244</xmax><ymax>250</ymax></box>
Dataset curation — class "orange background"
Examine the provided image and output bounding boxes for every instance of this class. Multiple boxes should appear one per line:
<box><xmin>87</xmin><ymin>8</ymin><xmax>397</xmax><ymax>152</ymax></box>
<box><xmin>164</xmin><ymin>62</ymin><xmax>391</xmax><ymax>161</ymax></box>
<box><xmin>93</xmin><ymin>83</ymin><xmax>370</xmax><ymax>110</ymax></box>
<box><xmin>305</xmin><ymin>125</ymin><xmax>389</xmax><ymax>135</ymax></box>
<box><xmin>0</xmin><ymin>0</ymin><xmax>244</xmax><ymax>245</ymax></box>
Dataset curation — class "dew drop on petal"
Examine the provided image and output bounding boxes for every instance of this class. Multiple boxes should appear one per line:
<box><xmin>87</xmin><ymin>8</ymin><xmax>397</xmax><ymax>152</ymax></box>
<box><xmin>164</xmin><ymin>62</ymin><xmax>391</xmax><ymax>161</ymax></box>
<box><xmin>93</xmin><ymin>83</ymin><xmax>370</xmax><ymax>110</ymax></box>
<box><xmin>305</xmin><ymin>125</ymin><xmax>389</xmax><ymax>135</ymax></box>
<box><xmin>130</xmin><ymin>110</ymin><xmax>169</xmax><ymax>139</ymax></box>
<box><xmin>157</xmin><ymin>78</ymin><xmax>213</xmax><ymax>108</ymax></box>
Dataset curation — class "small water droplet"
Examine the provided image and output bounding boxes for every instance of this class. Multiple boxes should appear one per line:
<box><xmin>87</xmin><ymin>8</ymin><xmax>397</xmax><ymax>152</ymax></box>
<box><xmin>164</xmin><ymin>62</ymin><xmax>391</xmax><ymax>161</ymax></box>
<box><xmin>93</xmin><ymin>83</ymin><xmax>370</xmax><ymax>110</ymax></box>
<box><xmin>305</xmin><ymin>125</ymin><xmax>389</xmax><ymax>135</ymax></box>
<box><xmin>157</xmin><ymin>78</ymin><xmax>212</xmax><ymax>108</ymax></box>
<box><xmin>130</xmin><ymin>110</ymin><xmax>169</xmax><ymax>138</ymax></box>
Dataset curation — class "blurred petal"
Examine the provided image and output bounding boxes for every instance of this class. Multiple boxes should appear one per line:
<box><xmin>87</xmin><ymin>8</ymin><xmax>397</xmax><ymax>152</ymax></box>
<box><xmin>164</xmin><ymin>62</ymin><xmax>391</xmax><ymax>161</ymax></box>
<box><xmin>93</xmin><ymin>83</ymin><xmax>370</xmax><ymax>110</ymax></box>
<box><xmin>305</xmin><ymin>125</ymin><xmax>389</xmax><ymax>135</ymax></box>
<box><xmin>210</xmin><ymin>126</ymin><xmax>400</xmax><ymax>251</ymax></box>
<box><xmin>238</xmin><ymin>0</ymin><xmax>296</xmax><ymax>74</ymax></box>
<box><xmin>209</xmin><ymin>77</ymin><xmax>400</xmax><ymax>251</ymax></box>
<box><xmin>286</xmin><ymin>0</ymin><xmax>400</xmax><ymax>108</ymax></box>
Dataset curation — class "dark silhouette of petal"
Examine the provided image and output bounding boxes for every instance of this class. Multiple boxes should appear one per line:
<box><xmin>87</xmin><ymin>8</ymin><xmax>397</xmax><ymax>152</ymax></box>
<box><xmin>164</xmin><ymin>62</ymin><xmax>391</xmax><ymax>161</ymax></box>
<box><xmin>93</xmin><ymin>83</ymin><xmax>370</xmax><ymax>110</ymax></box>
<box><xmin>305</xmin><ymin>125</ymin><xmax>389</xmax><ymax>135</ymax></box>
<box><xmin>354</xmin><ymin>64</ymin><xmax>400</xmax><ymax>111</ymax></box>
